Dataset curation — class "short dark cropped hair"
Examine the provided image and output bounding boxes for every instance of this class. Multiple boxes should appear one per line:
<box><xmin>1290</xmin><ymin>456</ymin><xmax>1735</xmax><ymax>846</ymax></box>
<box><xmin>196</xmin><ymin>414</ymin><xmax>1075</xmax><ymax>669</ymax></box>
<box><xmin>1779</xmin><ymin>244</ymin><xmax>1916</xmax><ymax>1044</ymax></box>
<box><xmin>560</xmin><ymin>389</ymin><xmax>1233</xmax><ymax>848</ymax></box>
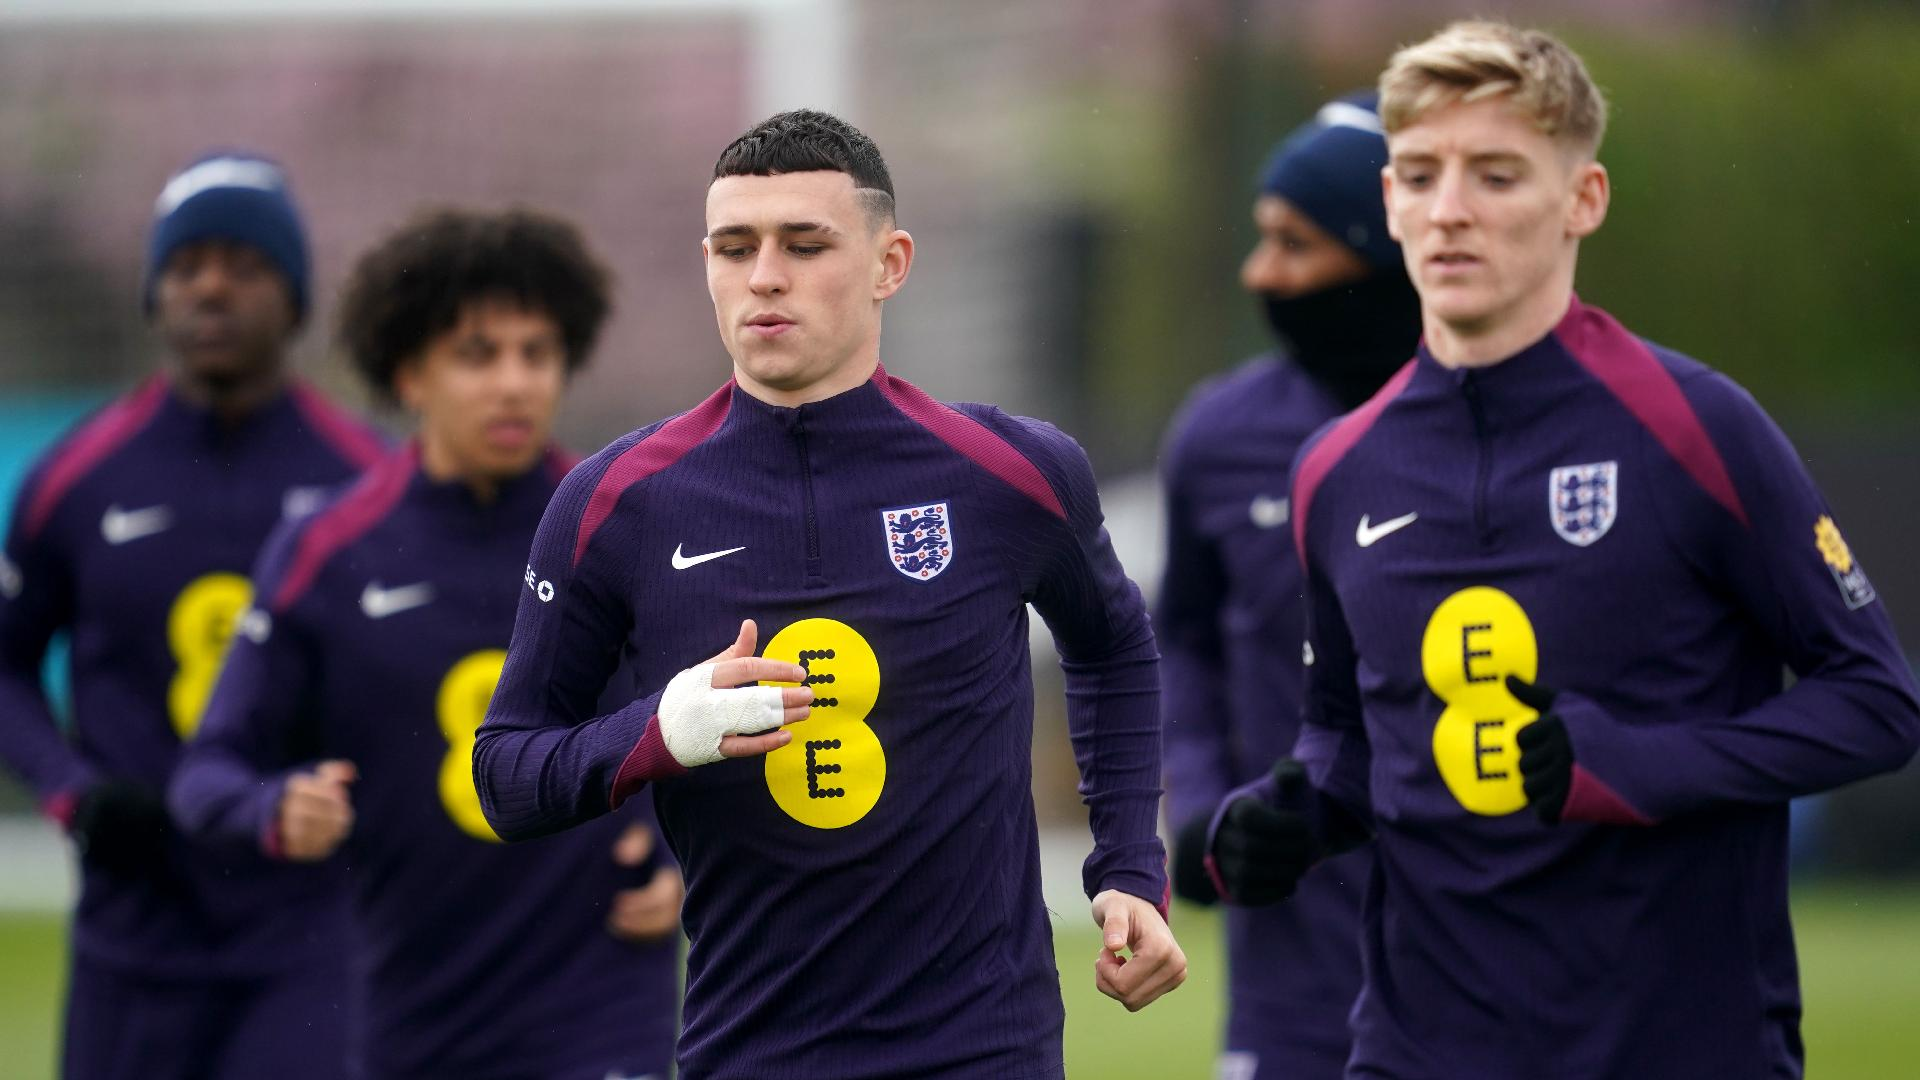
<box><xmin>337</xmin><ymin>207</ymin><xmax>612</xmax><ymax>401</ymax></box>
<box><xmin>711</xmin><ymin>109</ymin><xmax>897</xmax><ymax>227</ymax></box>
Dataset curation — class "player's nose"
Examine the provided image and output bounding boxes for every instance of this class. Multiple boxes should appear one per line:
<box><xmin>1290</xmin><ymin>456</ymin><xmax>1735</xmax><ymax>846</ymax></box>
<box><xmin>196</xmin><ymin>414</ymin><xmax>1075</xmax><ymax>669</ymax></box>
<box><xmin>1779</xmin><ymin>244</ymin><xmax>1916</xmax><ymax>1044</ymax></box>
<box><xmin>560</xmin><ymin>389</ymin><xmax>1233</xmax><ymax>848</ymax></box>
<box><xmin>1427</xmin><ymin>167</ymin><xmax>1472</xmax><ymax>227</ymax></box>
<box><xmin>1240</xmin><ymin>243</ymin><xmax>1281</xmax><ymax>293</ymax></box>
<box><xmin>747</xmin><ymin>248</ymin><xmax>788</xmax><ymax>295</ymax></box>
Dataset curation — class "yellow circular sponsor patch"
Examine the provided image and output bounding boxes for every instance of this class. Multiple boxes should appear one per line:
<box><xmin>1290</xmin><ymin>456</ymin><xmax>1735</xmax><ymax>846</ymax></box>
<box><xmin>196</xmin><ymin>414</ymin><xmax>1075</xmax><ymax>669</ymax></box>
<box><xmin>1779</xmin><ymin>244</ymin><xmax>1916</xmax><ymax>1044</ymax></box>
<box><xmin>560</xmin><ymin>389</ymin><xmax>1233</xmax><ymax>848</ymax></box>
<box><xmin>436</xmin><ymin>649</ymin><xmax>507</xmax><ymax>842</ymax></box>
<box><xmin>1421</xmin><ymin>586</ymin><xmax>1540</xmax><ymax>816</ymax></box>
<box><xmin>761</xmin><ymin>618</ymin><xmax>884</xmax><ymax>829</ymax></box>
<box><xmin>166</xmin><ymin>572</ymin><xmax>253</xmax><ymax>740</ymax></box>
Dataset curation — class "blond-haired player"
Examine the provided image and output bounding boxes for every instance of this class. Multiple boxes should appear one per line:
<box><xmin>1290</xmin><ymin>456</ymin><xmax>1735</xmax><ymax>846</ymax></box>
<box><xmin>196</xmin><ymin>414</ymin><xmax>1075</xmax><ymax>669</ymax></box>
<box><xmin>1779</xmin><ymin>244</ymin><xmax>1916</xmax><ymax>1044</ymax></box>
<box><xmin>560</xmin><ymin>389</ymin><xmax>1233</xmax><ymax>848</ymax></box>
<box><xmin>1205</xmin><ymin>21</ymin><xmax>1919</xmax><ymax>1077</ymax></box>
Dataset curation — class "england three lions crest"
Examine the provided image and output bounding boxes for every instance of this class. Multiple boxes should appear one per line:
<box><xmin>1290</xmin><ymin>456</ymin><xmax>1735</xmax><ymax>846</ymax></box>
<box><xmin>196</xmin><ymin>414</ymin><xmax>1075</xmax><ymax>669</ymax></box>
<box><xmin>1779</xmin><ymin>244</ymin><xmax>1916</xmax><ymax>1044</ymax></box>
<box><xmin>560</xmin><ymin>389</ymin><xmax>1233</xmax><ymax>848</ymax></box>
<box><xmin>1549</xmin><ymin>462</ymin><xmax>1618</xmax><ymax>546</ymax></box>
<box><xmin>883</xmin><ymin>501</ymin><xmax>954</xmax><ymax>581</ymax></box>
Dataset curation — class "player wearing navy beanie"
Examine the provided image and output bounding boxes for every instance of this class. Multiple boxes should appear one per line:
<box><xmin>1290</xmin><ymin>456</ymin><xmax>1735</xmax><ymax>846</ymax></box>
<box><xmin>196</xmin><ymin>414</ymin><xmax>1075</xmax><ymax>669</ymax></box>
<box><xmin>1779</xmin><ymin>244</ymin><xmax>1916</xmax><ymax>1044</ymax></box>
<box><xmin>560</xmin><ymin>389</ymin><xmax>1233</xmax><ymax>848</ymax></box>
<box><xmin>0</xmin><ymin>150</ymin><xmax>379</xmax><ymax>1079</ymax></box>
<box><xmin>1251</xmin><ymin>92</ymin><xmax>1422</xmax><ymax>407</ymax></box>
<box><xmin>145</xmin><ymin>152</ymin><xmax>310</xmax><ymax>322</ymax></box>
<box><xmin>1156</xmin><ymin>92</ymin><xmax>1421</xmax><ymax>1078</ymax></box>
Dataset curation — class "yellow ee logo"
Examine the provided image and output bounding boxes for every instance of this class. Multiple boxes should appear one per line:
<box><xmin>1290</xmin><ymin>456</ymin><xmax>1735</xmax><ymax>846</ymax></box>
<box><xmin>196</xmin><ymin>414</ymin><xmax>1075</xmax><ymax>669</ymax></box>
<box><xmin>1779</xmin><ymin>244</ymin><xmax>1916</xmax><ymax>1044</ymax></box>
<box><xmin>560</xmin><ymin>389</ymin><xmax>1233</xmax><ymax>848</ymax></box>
<box><xmin>166</xmin><ymin>572</ymin><xmax>253</xmax><ymax>740</ymax></box>
<box><xmin>436</xmin><ymin>650</ymin><xmax>506</xmax><ymax>842</ymax></box>
<box><xmin>760</xmin><ymin>618</ymin><xmax>884</xmax><ymax>829</ymax></box>
<box><xmin>1420</xmin><ymin>586</ymin><xmax>1541</xmax><ymax>816</ymax></box>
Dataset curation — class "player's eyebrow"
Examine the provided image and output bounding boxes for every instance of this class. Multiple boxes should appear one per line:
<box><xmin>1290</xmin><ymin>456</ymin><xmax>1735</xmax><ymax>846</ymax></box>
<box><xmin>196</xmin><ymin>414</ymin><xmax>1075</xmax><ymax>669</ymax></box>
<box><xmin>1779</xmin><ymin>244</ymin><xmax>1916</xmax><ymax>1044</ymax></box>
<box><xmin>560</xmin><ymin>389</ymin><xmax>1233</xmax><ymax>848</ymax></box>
<box><xmin>1390</xmin><ymin>149</ymin><xmax>1530</xmax><ymax>168</ymax></box>
<box><xmin>1466</xmin><ymin>150</ymin><xmax>1530</xmax><ymax>167</ymax></box>
<box><xmin>706</xmin><ymin>221</ymin><xmax>839</xmax><ymax>242</ymax></box>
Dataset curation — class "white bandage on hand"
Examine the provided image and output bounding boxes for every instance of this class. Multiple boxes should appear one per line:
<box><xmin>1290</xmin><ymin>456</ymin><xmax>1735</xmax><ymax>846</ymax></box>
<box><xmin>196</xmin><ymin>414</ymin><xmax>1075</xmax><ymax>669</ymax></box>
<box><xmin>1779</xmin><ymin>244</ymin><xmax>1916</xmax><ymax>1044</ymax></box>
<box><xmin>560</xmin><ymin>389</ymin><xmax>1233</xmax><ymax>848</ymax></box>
<box><xmin>657</xmin><ymin>663</ymin><xmax>788</xmax><ymax>768</ymax></box>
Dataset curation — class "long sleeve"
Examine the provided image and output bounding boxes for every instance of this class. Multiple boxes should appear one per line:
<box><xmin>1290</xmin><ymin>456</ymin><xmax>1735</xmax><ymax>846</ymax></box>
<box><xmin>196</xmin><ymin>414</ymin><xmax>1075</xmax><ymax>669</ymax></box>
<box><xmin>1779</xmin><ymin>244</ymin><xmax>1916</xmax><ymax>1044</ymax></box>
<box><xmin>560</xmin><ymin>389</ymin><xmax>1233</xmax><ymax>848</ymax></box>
<box><xmin>0</xmin><ymin>465</ymin><xmax>98</xmax><ymax>813</ymax></box>
<box><xmin>474</xmin><ymin>454</ymin><xmax>673</xmax><ymax>843</ymax></box>
<box><xmin>1154</xmin><ymin>430</ymin><xmax>1236</xmax><ymax>833</ymax></box>
<box><xmin>1292</xmin><ymin>554</ymin><xmax>1375</xmax><ymax>830</ymax></box>
<box><xmin>1209</xmin><ymin>449</ymin><xmax>1378</xmax><ymax>868</ymax></box>
<box><xmin>995</xmin><ymin>413</ymin><xmax>1167</xmax><ymax>909</ymax></box>
<box><xmin>167</xmin><ymin>519</ymin><xmax>317</xmax><ymax>855</ymax></box>
<box><xmin>1555</xmin><ymin>372</ymin><xmax>1920</xmax><ymax>823</ymax></box>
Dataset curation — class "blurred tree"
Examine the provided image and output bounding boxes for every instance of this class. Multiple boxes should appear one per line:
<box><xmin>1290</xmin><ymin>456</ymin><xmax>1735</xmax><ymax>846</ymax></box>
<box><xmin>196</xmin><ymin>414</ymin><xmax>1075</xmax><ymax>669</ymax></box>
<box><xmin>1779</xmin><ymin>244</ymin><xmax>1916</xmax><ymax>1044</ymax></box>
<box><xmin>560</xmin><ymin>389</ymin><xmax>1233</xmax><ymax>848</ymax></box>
<box><xmin>1054</xmin><ymin>9</ymin><xmax>1920</xmax><ymax>474</ymax></box>
<box><xmin>1574</xmin><ymin>17</ymin><xmax>1920</xmax><ymax>420</ymax></box>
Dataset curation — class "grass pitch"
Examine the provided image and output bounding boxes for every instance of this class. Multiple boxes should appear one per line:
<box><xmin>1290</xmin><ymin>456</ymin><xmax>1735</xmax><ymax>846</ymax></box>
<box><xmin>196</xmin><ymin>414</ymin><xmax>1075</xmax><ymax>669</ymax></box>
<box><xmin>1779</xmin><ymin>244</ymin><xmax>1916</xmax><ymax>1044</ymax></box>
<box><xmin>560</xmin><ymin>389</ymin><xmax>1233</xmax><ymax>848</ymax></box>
<box><xmin>1</xmin><ymin>882</ymin><xmax>1915</xmax><ymax>1077</ymax></box>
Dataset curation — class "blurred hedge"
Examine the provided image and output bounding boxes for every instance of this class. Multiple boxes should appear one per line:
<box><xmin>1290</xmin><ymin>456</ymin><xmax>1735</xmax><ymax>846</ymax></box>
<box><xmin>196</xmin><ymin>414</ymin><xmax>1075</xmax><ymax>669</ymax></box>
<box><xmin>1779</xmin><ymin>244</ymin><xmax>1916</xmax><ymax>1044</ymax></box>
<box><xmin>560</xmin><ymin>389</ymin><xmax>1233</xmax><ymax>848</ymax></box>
<box><xmin>1059</xmin><ymin>11</ymin><xmax>1920</xmax><ymax>471</ymax></box>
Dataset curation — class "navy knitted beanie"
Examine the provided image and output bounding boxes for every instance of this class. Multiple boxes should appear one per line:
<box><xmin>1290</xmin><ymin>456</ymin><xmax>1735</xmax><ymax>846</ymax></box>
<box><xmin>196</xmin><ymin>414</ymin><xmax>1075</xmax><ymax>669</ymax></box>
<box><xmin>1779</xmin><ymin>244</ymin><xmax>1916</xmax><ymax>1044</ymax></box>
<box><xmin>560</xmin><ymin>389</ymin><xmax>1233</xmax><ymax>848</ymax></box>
<box><xmin>1257</xmin><ymin>92</ymin><xmax>1399</xmax><ymax>269</ymax></box>
<box><xmin>145</xmin><ymin>151</ymin><xmax>309</xmax><ymax>320</ymax></box>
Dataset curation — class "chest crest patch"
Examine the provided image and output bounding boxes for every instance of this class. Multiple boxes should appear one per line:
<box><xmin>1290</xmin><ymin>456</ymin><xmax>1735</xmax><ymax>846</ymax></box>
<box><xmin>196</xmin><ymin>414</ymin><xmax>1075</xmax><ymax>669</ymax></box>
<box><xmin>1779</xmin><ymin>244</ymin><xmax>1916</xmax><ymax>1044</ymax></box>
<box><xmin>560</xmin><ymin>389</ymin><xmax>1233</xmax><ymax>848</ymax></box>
<box><xmin>1548</xmin><ymin>461</ymin><xmax>1618</xmax><ymax>547</ymax></box>
<box><xmin>882</xmin><ymin>501</ymin><xmax>953</xmax><ymax>581</ymax></box>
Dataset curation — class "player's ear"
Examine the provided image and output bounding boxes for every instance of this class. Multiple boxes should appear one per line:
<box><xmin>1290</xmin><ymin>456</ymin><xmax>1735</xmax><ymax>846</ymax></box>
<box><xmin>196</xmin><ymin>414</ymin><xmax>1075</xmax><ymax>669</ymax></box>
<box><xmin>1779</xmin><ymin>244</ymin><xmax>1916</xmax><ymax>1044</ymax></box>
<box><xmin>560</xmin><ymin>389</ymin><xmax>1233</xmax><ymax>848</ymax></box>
<box><xmin>393</xmin><ymin>357</ymin><xmax>427</xmax><ymax>414</ymax></box>
<box><xmin>1566</xmin><ymin>160</ymin><xmax>1609</xmax><ymax>240</ymax></box>
<box><xmin>874</xmin><ymin>229</ymin><xmax>913</xmax><ymax>301</ymax></box>
<box><xmin>1381</xmin><ymin>165</ymin><xmax>1402</xmax><ymax>242</ymax></box>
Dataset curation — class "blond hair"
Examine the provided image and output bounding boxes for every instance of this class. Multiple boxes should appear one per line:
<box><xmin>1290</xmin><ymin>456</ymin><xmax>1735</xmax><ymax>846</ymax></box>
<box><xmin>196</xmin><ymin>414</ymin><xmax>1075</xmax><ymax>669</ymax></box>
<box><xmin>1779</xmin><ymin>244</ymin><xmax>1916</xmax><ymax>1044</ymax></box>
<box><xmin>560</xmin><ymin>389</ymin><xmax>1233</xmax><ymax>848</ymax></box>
<box><xmin>1379</xmin><ymin>21</ymin><xmax>1607</xmax><ymax>155</ymax></box>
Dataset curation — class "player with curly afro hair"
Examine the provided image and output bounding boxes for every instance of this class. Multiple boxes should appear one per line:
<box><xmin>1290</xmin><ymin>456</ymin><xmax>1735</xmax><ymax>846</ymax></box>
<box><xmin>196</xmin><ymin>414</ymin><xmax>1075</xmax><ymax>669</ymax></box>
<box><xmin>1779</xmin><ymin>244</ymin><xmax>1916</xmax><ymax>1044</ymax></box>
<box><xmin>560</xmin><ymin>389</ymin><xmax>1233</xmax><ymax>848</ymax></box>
<box><xmin>338</xmin><ymin>206</ymin><xmax>610</xmax><ymax>402</ymax></box>
<box><xmin>169</xmin><ymin>203</ymin><xmax>684</xmax><ymax>1080</ymax></box>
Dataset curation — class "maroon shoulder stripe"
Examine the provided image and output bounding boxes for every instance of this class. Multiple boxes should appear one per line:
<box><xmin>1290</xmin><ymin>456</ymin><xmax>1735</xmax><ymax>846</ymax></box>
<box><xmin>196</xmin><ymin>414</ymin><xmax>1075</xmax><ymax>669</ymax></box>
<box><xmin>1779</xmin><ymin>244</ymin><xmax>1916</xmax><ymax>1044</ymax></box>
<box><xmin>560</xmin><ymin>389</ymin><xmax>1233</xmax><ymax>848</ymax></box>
<box><xmin>572</xmin><ymin>383</ymin><xmax>734</xmax><ymax>567</ymax></box>
<box><xmin>1291</xmin><ymin>360</ymin><xmax>1418</xmax><ymax>568</ymax></box>
<box><xmin>270</xmin><ymin>446</ymin><xmax>416</xmax><ymax>612</ymax></box>
<box><xmin>871</xmin><ymin>364</ymin><xmax>1066</xmax><ymax>520</ymax></box>
<box><xmin>1554</xmin><ymin>300</ymin><xmax>1749</xmax><ymax>527</ymax></box>
<box><xmin>544</xmin><ymin>445</ymin><xmax>583</xmax><ymax>486</ymax></box>
<box><xmin>23</xmin><ymin>376</ymin><xmax>168</xmax><ymax>540</ymax></box>
<box><xmin>289</xmin><ymin>381</ymin><xmax>385</xmax><ymax>470</ymax></box>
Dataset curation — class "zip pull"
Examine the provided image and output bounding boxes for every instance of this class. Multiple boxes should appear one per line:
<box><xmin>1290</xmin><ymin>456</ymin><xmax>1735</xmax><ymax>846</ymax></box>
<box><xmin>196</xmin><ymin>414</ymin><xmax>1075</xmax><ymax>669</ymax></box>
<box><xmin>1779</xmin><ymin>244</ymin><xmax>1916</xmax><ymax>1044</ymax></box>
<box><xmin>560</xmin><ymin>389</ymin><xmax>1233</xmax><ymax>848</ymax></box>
<box><xmin>790</xmin><ymin>408</ymin><xmax>826</xmax><ymax>586</ymax></box>
<box><xmin>1462</xmin><ymin>373</ymin><xmax>1495</xmax><ymax>548</ymax></box>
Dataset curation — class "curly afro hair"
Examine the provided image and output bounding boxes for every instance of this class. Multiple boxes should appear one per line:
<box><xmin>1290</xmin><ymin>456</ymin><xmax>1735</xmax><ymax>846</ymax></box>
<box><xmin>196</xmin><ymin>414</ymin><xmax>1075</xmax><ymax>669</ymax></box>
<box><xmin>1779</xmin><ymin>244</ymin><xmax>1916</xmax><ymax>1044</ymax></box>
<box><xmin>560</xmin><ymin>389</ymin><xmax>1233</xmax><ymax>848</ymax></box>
<box><xmin>337</xmin><ymin>207</ymin><xmax>612</xmax><ymax>402</ymax></box>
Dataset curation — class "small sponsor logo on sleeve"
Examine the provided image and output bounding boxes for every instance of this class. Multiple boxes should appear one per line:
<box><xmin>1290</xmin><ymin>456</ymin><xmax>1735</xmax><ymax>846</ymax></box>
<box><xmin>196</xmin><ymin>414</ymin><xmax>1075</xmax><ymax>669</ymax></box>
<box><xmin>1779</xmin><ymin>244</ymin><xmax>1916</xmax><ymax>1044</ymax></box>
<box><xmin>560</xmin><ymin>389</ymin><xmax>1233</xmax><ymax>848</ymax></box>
<box><xmin>1249</xmin><ymin>494</ymin><xmax>1289</xmax><ymax>529</ymax></box>
<box><xmin>238</xmin><ymin>607</ymin><xmax>272</xmax><ymax>644</ymax></box>
<box><xmin>1216</xmin><ymin>1051</ymin><xmax>1259</xmax><ymax>1080</ymax></box>
<box><xmin>524</xmin><ymin>564</ymin><xmax>555</xmax><ymax>603</ymax></box>
<box><xmin>282</xmin><ymin>485</ymin><xmax>330</xmax><ymax>519</ymax></box>
<box><xmin>1815</xmin><ymin>515</ymin><xmax>1876</xmax><ymax>610</ymax></box>
<box><xmin>0</xmin><ymin>551</ymin><xmax>21</xmax><ymax>600</ymax></box>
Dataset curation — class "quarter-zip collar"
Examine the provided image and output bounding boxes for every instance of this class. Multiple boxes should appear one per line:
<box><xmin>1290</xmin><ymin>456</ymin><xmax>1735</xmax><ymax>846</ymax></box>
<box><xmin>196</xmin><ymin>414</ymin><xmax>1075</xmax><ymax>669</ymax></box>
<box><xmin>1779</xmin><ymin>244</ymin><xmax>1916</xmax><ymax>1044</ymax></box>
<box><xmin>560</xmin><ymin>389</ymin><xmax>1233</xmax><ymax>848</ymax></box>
<box><xmin>153</xmin><ymin>375</ymin><xmax>306</xmax><ymax>456</ymax></box>
<box><xmin>721</xmin><ymin>365</ymin><xmax>905</xmax><ymax>588</ymax></box>
<box><xmin>1402</xmin><ymin>297</ymin><xmax>1609</xmax><ymax>550</ymax></box>
<box><xmin>1406</xmin><ymin>295</ymin><xmax>1599</xmax><ymax>419</ymax></box>
<box><xmin>721</xmin><ymin>364</ymin><xmax>897</xmax><ymax>433</ymax></box>
<box><xmin>403</xmin><ymin>441</ymin><xmax>569</xmax><ymax>534</ymax></box>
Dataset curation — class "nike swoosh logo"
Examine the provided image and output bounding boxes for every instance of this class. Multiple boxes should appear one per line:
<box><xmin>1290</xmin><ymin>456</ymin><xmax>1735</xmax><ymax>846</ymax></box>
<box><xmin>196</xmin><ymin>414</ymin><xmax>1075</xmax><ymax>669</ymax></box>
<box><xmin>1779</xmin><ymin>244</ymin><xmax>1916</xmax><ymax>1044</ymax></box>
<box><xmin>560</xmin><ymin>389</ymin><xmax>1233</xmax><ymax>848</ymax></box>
<box><xmin>1356</xmin><ymin>511</ymin><xmax>1419</xmax><ymax>548</ymax></box>
<box><xmin>100</xmin><ymin>504</ymin><xmax>174</xmax><ymax>545</ymax></box>
<box><xmin>672</xmin><ymin>544</ymin><xmax>746</xmax><ymax>570</ymax></box>
<box><xmin>360</xmin><ymin>581</ymin><xmax>435</xmax><ymax>619</ymax></box>
<box><xmin>1249</xmin><ymin>495</ymin><xmax>1289</xmax><ymax>529</ymax></box>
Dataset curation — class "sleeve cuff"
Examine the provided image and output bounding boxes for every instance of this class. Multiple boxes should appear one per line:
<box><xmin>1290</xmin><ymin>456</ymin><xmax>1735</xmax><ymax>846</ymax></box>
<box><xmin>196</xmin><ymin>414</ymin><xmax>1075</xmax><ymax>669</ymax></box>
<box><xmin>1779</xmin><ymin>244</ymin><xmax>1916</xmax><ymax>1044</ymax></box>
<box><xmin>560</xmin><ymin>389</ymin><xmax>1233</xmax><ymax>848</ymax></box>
<box><xmin>40</xmin><ymin>790</ymin><xmax>78</xmax><ymax>831</ymax></box>
<box><xmin>256</xmin><ymin>776</ymin><xmax>292</xmax><ymax>859</ymax></box>
<box><xmin>1563</xmin><ymin>764</ymin><xmax>1655</xmax><ymax>826</ymax></box>
<box><xmin>1555</xmin><ymin>692</ymin><xmax>1659</xmax><ymax>825</ymax></box>
<box><xmin>609</xmin><ymin>714</ymin><xmax>687</xmax><ymax>810</ymax></box>
<box><xmin>1093</xmin><ymin>869</ymin><xmax>1171</xmax><ymax>922</ymax></box>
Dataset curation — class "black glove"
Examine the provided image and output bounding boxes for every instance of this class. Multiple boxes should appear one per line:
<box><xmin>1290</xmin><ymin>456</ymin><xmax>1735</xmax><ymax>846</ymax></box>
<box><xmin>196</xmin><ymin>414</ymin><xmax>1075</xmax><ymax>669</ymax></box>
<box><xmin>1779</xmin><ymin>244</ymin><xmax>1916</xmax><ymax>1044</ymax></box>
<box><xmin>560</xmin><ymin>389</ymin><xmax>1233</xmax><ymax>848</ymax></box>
<box><xmin>1170</xmin><ymin>814</ymin><xmax>1219</xmax><ymax>906</ymax></box>
<box><xmin>1507</xmin><ymin>675</ymin><xmax>1572</xmax><ymax>824</ymax></box>
<box><xmin>1210</xmin><ymin>759</ymin><xmax>1316</xmax><ymax>906</ymax></box>
<box><xmin>69</xmin><ymin>780</ymin><xmax>173</xmax><ymax>878</ymax></box>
